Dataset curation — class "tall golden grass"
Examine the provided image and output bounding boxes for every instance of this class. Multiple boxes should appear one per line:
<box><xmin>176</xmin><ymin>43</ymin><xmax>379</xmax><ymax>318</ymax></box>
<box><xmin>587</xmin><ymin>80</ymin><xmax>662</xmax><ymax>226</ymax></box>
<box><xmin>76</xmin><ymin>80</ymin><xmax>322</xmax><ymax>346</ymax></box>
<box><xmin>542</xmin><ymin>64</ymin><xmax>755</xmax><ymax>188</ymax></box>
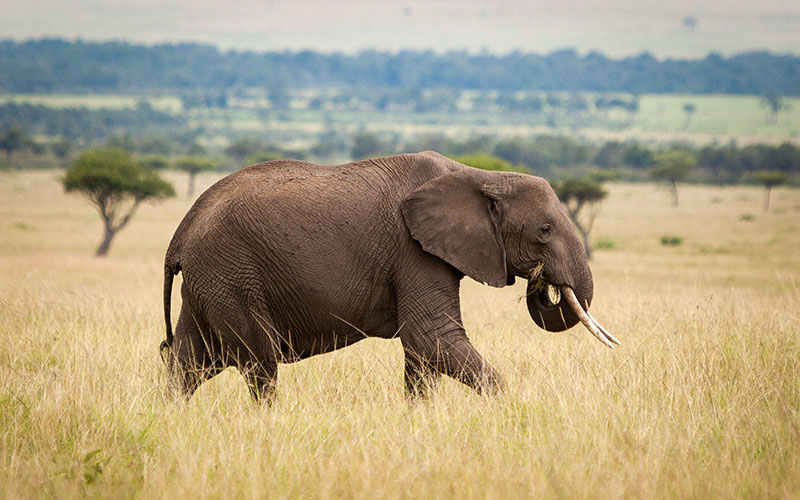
<box><xmin>1</xmin><ymin>170</ymin><xmax>799</xmax><ymax>498</ymax></box>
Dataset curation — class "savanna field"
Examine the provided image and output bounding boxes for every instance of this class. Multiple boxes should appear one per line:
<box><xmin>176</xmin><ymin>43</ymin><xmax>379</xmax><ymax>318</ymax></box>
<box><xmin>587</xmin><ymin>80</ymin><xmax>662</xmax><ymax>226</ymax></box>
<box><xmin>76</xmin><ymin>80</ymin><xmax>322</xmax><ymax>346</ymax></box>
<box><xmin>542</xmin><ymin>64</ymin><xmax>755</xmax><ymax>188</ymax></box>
<box><xmin>1</xmin><ymin>169</ymin><xmax>799</xmax><ymax>498</ymax></box>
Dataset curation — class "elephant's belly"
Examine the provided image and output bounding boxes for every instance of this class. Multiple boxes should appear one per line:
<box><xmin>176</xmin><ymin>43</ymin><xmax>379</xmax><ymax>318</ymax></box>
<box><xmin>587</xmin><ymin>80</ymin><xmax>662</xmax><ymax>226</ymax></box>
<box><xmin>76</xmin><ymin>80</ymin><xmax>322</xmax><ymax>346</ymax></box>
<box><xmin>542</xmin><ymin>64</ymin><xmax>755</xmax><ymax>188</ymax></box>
<box><xmin>275</xmin><ymin>305</ymin><xmax>399</xmax><ymax>363</ymax></box>
<box><xmin>278</xmin><ymin>332</ymin><xmax>365</xmax><ymax>363</ymax></box>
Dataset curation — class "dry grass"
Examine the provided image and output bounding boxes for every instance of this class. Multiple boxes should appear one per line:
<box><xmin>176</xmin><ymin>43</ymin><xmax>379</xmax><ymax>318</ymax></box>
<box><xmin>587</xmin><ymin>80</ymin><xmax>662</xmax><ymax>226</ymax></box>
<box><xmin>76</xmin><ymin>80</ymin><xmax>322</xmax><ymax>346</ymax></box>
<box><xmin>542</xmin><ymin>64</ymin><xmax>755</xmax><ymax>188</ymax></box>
<box><xmin>1</xmin><ymin>170</ymin><xmax>799</xmax><ymax>498</ymax></box>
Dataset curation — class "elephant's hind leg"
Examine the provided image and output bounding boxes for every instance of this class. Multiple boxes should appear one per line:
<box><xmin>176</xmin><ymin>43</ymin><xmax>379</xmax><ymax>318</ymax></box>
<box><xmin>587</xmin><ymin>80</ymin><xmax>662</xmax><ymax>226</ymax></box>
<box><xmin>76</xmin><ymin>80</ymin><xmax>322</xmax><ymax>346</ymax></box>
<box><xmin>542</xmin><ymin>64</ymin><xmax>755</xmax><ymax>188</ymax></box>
<box><xmin>167</xmin><ymin>304</ymin><xmax>223</xmax><ymax>399</ymax></box>
<box><xmin>240</xmin><ymin>358</ymin><xmax>278</xmax><ymax>404</ymax></box>
<box><xmin>213</xmin><ymin>311</ymin><xmax>280</xmax><ymax>404</ymax></box>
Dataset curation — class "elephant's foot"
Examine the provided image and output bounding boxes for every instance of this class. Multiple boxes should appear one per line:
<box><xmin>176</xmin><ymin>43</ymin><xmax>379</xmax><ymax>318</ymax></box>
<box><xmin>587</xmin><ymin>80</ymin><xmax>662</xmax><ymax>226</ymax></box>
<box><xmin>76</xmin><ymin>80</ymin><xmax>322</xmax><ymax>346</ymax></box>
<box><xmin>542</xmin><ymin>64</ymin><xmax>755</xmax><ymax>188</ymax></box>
<box><xmin>241</xmin><ymin>362</ymin><xmax>278</xmax><ymax>405</ymax></box>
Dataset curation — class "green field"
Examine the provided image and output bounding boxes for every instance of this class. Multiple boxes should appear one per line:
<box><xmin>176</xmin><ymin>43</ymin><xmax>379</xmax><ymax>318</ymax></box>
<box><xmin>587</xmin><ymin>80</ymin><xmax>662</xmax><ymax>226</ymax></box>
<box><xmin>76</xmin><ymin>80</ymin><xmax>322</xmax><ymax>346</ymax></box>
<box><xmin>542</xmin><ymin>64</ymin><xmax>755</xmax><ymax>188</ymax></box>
<box><xmin>630</xmin><ymin>94</ymin><xmax>800</xmax><ymax>142</ymax></box>
<box><xmin>1</xmin><ymin>169</ymin><xmax>799</xmax><ymax>498</ymax></box>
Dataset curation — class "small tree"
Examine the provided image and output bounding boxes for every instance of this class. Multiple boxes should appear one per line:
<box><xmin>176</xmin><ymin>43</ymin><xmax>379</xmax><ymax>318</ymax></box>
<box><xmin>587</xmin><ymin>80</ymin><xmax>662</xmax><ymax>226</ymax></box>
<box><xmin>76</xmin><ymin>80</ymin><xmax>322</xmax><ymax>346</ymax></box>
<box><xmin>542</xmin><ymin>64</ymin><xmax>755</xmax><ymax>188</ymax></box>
<box><xmin>138</xmin><ymin>155</ymin><xmax>170</xmax><ymax>170</ymax></box>
<box><xmin>176</xmin><ymin>155</ymin><xmax>217</xmax><ymax>198</ymax></box>
<box><xmin>650</xmin><ymin>150</ymin><xmax>695</xmax><ymax>207</ymax></box>
<box><xmin>762</xmin><ymin>93</ymin><xmax>788</xmax><ymax>125</ymax></box>
<box><xmin>553</xmin><ymin>176</ymin><xmax>608</xmax><ymax>259</ymax></box>
<box><xmin>753</xmin><ymin>170</ymin><xmax>787</xmax><ymax>212</ymax></box>
<box><xmin>0</xmin><ymin>125</ymin><xmax>28</xmax><ymax>160</ymax></box>
<box><xmin>50</xmin><ymin>138</ymin><xmax>75</xmax><ymax>166</ymax></box>
<box><xmin>682</xmin><ymin>102</ymin><xmax>696</xmax><ymax>129</ymax></box>
<box><xmin>64</xmin><ymin>148</ymin><xmax>175</xmax><ymax>256</ymax></box>
<box><xmin>225</xmin><ymin>137</ymin><xmax>267</xmax><ymax>163</ymax></box>
<box><xmin>351</xmin><ymin>132</ymin><xmax>388</xmax><ymax>160</ymax></box>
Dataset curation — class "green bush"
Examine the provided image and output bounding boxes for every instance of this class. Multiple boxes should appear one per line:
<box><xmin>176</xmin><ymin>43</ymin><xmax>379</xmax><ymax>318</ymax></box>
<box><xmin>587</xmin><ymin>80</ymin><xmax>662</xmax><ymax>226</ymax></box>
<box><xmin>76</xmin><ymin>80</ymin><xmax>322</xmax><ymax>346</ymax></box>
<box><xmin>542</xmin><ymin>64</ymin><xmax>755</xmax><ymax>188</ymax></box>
<box><xmin>660</xmin><ymin>235</ymin><xmax>684</xmax><ymax>246</ymax></box>
<box><xmin>452</xmin><ymin>153</ymin><xmax>525</xmax><ymax>172</ymax></box>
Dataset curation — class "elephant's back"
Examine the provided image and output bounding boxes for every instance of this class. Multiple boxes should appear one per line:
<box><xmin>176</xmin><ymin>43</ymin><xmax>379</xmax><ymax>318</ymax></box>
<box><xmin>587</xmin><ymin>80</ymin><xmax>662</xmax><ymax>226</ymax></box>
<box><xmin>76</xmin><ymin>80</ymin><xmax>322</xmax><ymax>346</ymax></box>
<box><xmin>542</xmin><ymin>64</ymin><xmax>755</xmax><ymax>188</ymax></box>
<box><xmin>173</xmin><ymin>158</ymin><xmax>402</xmax><ymax>275</ymax></box>
<box><xmin>170</xmin><ymin>152</ymin><xmax>458</xmax><ymax>254</ymax></box>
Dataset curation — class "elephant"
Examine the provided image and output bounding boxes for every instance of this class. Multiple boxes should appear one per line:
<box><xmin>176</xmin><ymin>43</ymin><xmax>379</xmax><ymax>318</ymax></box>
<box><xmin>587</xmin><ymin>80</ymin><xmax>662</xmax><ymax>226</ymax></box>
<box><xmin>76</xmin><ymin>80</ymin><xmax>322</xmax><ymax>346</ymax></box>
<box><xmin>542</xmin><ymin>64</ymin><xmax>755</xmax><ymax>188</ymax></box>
<box><xmin>160</xmin><ymin>151</ymin><xmax>618</xmax><ymax>402</ymax></box>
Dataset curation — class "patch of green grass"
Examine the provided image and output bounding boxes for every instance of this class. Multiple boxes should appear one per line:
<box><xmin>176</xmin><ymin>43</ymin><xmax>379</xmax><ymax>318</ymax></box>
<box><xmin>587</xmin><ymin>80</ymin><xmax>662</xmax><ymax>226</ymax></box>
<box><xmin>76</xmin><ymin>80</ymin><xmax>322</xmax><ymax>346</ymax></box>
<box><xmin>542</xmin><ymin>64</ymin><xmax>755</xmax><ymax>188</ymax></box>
<box><xmin>594</xmin><ymin>238</ymin><xmax>616</xmax><ymax>250</ymax></box>
<box><xmin>697</xmin><ymin>245</ymin><xmax>730</xmax><ymax>255</ymax></box>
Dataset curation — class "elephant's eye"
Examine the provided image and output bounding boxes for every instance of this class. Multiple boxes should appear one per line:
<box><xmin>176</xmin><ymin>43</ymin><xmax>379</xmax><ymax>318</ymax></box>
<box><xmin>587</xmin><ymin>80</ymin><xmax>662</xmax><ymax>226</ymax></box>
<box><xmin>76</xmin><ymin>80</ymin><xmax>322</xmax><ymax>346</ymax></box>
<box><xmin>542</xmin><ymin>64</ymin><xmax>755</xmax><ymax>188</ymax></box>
<box><xmin>538</xmin><ymin>223</ymin><xmax>552</xmax><ymax>242</ymax></box>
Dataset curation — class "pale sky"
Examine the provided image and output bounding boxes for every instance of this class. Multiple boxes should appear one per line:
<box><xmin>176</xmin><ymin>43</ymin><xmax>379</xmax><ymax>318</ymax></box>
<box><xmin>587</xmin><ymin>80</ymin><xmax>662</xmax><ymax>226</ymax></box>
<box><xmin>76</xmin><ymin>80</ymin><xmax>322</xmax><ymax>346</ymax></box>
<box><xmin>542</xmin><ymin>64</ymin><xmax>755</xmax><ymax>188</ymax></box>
<box><xmin>2</xmin><ymin>0</ymin><xmax>799</xmax><ymax>57</ymax></box>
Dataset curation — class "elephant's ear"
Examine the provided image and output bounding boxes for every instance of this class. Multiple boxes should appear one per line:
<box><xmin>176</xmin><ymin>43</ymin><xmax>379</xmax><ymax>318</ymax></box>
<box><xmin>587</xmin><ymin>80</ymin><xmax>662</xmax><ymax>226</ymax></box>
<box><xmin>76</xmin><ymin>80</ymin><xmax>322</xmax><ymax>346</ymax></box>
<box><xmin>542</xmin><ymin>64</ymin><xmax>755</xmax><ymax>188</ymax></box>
<box><xmin>401</xmin><ymin>170</ymin><xmax>508</xmax><ymax>287</ymax></box>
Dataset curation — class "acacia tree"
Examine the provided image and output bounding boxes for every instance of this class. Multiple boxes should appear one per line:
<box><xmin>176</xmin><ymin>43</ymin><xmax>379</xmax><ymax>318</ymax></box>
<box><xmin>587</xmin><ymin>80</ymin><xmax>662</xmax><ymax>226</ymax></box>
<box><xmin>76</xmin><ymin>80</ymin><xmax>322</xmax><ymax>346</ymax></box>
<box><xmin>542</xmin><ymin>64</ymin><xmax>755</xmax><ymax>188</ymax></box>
<box><xmin>64</xmin><ymin>148</ymin><xmax>175</xmax><ymax>256</ymax></box>
<box><xmin>553</xmin><ymin>176</ymin><xmax>608</xmax><ymax>259</ymax></box>
<box><xmin>762</xmin><ymin>93</ymin><xmax>788</xmax><ymax>125</ymax></box>
<box><xmin>650</xmin><ymin>150</ymin><xmax>695</xmax><ymax>207</ymax></box>
<box><xmin>176</xmin><ymin>155</ymin><xmax>217</xmax><ymax>198</ymax></box>
<box><xmin>351</xmin><ymin>132</ymin><xmax>388</xmax><ymax>160</ymax></box>
<box><xmin>0</xmin><ymin>125</ymin><xmax>28</xmax><ymax>161</ymax></box>
<box><xmin>682</xmin><ymin>102</ymin><xmax>696</xmax><ymax>129</ymax></box>
<box><xmin>753</xmin><ymin>170</ymin><xmax>787</xmax><ymax>212</ymax></box>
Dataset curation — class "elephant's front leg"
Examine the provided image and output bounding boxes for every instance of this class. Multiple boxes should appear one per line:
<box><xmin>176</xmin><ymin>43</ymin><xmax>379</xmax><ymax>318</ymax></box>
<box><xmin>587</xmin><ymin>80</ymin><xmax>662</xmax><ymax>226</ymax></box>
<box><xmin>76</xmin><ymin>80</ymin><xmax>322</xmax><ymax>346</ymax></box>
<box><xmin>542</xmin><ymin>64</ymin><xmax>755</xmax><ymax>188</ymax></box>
<box><xmin>396</xmin><ymin>265</ymin><xmax>504</xmax><ymax>396</ymax></box>
<box><xmin>401</xmin><ymin>331</ymin><xmax>503</xmax><ymax>396</ymax></box>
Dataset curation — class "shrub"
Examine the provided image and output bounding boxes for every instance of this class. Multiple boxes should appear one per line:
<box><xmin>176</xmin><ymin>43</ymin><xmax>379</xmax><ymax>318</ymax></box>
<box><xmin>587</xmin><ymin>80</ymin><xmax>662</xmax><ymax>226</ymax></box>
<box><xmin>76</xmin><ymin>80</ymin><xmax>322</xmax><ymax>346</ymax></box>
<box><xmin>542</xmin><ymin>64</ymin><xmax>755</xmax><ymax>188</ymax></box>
<box><xmin>594</xmin><ymin>239</ymin><xmax>616</xmax><ymax>250</ymax></box>
<box><xmin>660</xmin><ymin>235</ymin><xmax>684</xmax><ymax>246</ymax></box>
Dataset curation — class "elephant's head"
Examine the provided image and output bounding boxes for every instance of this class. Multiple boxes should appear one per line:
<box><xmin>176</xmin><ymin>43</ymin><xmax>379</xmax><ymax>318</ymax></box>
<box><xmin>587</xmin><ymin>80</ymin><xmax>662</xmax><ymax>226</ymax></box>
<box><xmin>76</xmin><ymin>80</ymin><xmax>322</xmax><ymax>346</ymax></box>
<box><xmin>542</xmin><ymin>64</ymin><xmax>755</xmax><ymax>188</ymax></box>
<box><xmin>401</xmin><ymin>165</ymin><xmax>619</xmax><ymax>348</ymax></box>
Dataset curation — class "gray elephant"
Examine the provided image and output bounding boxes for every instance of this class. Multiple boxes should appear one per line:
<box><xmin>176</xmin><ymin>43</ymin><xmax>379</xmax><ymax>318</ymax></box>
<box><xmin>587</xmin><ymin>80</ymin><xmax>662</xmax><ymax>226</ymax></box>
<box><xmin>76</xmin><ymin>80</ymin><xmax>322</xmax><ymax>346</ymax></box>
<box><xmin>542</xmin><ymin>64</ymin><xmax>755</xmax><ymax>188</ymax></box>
<box><xmin>160</xmin><ymin>151</ymin><xmax>617</xmax><ymax>402</ymax></box>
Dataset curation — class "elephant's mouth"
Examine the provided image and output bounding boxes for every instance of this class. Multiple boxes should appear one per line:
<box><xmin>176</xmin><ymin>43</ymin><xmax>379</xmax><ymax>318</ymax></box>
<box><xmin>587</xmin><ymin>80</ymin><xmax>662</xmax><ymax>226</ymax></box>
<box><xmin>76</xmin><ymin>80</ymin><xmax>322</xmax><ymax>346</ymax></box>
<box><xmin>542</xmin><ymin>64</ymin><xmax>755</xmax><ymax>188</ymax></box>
<box><xmin>525</xmin><ymin>264</ymin><xmax>619</xmax><ymax>348</ymax></box>
<box><xmin>527</xmin><ymin>275</ymin><xmax>562</xmax><ymax>311</ymax></box>
<box><xmin>525</xmin><ymin>262</ymin><xmax>562</xmax><ymax>310</ymax></box>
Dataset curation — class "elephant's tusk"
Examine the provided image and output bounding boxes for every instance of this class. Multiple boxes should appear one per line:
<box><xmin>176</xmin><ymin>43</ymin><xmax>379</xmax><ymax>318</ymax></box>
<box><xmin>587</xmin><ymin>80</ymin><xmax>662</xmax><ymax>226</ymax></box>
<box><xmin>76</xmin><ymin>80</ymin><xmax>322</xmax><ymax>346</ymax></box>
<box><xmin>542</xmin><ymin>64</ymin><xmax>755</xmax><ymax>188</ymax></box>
<box><xmin>586</xmin><ymin>310</ymin><xmax>620</xmax><ymax>345</ymax></box>
<box><xmin>562</xmin><ymin>286</ymin><xmax>618</xmax><ymax>349</ymax></box>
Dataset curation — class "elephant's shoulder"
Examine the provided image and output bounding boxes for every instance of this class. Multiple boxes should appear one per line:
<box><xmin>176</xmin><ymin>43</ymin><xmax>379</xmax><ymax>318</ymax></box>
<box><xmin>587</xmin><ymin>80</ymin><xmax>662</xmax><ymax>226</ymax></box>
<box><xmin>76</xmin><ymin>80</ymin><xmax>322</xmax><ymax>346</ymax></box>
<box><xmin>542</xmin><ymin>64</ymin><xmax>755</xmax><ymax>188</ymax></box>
<box><xmin>370</xmin><ymin>151</ymin><xmax>463</xmax><ymax>183</ymax></box>
<box><xmin>410</xmin><ymin>151</ymin><xmax>462</xmax><ymax>174</ymax></box>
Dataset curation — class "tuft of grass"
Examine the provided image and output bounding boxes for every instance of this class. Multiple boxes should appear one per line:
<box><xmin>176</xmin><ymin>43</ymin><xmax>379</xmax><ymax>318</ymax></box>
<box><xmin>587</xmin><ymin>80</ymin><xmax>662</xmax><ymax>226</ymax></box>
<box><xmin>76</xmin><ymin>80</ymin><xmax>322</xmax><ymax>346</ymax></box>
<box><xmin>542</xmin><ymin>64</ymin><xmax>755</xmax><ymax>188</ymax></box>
<box><xmin>740</xmin><ymin>213</ymin><xmax>755</xmax><ymax>221</ymax></box>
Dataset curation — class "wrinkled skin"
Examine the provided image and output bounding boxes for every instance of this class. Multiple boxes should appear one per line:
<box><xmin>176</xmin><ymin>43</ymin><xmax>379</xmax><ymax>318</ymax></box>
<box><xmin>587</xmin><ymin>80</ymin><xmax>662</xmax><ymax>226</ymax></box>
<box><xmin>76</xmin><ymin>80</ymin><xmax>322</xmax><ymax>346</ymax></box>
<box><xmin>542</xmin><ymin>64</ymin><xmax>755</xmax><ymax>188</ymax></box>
<box><xmin>161</xmin><ymin>151</ymin><xmax>602</xmax><ymax>402</ymax></box>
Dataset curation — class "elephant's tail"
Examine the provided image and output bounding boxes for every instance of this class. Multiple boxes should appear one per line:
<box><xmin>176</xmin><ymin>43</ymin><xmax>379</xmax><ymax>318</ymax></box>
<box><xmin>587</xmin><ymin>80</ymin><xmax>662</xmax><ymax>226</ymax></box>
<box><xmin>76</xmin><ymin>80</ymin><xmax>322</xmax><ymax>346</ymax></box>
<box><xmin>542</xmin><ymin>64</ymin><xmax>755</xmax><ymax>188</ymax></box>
<box><xmin>162</xmin><ymin>256</ymin><xmax>181</xmax><ymax>350</ymax></box>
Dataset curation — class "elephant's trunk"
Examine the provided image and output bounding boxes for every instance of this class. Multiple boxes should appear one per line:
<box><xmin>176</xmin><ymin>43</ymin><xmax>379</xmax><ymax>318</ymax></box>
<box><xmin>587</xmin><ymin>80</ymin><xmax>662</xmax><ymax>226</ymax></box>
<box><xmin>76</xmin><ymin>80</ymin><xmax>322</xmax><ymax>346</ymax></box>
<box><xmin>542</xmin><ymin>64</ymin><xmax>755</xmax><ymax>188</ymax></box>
<box><xmin>525</xmin><ymin>258</ymin><xmax>591</xmax><ymax>332</ymax></box>
<box><xmin>525</xmin><ymin>266</ymin><xmax>618</xmax><ymax>348</ymax></box>
<box><xmin>526</xmin><ymin>275</ymin><xmax>585</xmax><ymax>332</ymax></box>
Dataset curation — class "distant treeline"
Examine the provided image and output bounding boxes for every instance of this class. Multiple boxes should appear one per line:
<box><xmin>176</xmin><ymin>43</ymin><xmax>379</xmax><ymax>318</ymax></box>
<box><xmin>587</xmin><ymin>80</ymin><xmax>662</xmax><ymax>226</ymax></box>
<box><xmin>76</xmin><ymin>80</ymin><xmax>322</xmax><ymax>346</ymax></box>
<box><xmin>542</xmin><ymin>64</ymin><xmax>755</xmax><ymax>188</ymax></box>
<box><xmin>0</xmin><ymin>102</ymin><xmax>186</xmax><ymax>142</ymax></box>
<box><xmin>400</xmin><ymin>134</ymin><xmax>800</xmax><ymax>183</ymax></box>
<box><xmin>5</xmin><ymin>121</ymin><xmax>799</xmax><ymax>186</ymax></box>
<box><xmin>1</xmin><ymin>39</ymin><xmax>798</xmax><ymax>95</ymax></box>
